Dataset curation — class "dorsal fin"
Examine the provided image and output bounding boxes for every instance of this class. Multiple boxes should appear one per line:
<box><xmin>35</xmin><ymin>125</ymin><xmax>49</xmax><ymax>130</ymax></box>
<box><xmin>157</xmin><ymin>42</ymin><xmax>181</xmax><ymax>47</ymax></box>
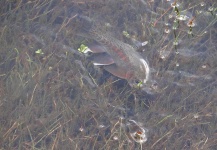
<box><xmin>90</xmin><ymin>53</ymin><xmax>114</xmax><ymax>65</ymax></box>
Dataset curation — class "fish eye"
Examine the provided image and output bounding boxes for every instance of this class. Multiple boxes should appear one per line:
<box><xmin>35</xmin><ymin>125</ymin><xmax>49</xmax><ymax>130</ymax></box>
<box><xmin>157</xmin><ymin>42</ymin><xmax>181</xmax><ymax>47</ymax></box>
<box><xmin>129</xmin><ymin>79</ymin><xmax>143</xmax><ymax>88</ymax></box>
<box><xmin>135</xmin><ymin>79</ymin><xmax>141</xmax><ymax>84</ymax></box>
<box><xmin>134</xmin><ymin>80</ymin><xmax>143</xmax><ymax>87</ymax></box>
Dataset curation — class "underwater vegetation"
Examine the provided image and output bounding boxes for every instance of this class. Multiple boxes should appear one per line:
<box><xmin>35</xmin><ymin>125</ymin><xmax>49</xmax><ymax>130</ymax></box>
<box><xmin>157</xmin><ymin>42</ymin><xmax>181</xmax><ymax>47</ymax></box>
<box><xmin>0</xmin><ymin>0</ymin><xmax>217</xmax><ymax>149</ymax></box>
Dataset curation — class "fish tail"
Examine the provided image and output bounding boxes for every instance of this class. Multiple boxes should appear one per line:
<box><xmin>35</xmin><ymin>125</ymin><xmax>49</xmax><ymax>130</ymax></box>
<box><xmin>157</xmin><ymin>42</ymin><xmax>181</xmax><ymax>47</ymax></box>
<box><xmin>74</xmin><ymin>15</ymin><xmax>103</xmax><ymax>41</ymax></box>
<box><xmin>75</xmin><ymin>15</ymin><xmax>95</xmax><ymax>33</ymax></box>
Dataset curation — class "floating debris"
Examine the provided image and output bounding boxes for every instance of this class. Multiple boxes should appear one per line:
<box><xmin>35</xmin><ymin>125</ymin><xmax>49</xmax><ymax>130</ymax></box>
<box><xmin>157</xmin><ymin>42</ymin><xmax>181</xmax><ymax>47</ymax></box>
<box><xmin>35</xmin><ymin>49</ymin><xmax>44</xmax><ymax>55</ymax></box>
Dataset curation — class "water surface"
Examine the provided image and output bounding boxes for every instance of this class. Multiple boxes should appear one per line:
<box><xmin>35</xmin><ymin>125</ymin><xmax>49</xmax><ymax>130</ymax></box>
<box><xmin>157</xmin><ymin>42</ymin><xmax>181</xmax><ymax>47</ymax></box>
<box><xmin>0</xmin><ymin>0</ymin><xmax>216</xmax><ymax>149</ymax></box>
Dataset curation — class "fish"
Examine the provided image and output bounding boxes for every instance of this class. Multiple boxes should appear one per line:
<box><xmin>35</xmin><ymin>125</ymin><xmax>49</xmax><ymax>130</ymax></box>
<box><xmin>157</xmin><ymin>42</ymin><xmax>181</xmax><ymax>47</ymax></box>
<box><xmin>75</xmin><ymin>15</ymin><xmax>158</xmax><ymax>93</ymax></box>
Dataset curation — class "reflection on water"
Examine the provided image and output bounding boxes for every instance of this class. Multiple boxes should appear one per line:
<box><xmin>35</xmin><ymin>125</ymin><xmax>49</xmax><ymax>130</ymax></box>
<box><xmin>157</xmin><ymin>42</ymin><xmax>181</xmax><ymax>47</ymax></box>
<box><xmin>0</xmin><ymin>0</ymin><xmax>217</xmax><ymax>149</ymax></box>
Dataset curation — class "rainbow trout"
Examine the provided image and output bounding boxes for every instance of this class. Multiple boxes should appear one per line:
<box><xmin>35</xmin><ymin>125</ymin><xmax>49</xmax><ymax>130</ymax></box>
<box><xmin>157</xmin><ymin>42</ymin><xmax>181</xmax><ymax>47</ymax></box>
<box><xmin>76</xmin><ymin>15</ymin><xmax>157</xmax><ymax>93</ymax></box>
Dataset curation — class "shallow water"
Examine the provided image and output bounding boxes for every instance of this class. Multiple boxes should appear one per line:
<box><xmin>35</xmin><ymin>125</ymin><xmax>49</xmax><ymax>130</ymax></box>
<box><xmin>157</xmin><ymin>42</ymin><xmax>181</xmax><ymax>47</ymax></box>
<box><xmin>0</xmin><ymin>0</ymin><xmax>217</xmax><ymax>149</ymax></box>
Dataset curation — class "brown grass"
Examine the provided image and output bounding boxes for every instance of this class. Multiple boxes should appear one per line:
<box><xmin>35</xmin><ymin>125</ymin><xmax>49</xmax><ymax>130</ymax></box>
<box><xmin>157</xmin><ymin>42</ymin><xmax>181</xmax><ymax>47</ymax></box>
<box><xmin>0</xmin><ymin>0</ymin><xmax>217</xmax><ymax>149</ymax></box>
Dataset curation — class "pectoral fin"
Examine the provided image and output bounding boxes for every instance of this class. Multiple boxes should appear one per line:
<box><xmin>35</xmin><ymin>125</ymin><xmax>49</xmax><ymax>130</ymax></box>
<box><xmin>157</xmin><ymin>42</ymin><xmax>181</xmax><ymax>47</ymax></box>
<box><xmin>91</xmin><ymin>53</ymin><xmax>114</xmax><ymax>65</ymax></box>
<box><xmin>88</xmin><ymin>44</ymin><xmax>106</xmax><ymax>53</ymax></box>
<box><xmin>103</xmin><ymin>64</ymin><xmax>133</xmax><ymax>79</ymax></box>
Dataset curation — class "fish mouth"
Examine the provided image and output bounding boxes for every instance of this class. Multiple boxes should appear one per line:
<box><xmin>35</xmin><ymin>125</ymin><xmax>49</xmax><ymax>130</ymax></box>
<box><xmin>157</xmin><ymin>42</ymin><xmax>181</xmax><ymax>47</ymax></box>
<box><xmin>129</xmin><ymin>78</ymin><xmax>159</xmax><ymax>94</ymax></box>
<box><xmin>141</xmin><ymin>84</ymin><xmax>158</xmax><ymax>94</ymax></box>
<box><xmin>142</xmin><ymin>80</ymin><xmax>160</xmax><ymax>94</ymax></box>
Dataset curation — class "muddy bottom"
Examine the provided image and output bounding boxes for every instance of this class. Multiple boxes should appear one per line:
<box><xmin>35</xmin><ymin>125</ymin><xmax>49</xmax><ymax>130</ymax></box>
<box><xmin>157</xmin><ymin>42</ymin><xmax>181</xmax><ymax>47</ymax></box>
<box><xmin>0</xmin><ymin>0</ymin><xmax>217</xmax><ymax>149</ymax></box>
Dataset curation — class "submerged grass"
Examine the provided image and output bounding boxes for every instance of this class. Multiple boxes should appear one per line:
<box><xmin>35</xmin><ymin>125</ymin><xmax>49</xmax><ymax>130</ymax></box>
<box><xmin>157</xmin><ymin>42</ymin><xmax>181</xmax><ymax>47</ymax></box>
<box><xmin>0</xmin><ymin>0</ymin><xmax>217</xmax><ymax>149</ymax></box>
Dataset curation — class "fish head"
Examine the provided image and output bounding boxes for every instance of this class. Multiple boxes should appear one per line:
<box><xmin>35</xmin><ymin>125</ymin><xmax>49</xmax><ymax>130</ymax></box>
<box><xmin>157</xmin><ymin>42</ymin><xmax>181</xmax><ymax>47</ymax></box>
<box><xmin>127</xmin><ymin>58</ymin><xmax>159</xmax><ymax>94</ymax></box>
<box><xmin>141</xmin><ymin>80</ymin><xmax>159</xmax><ymax>94</ymax></box>
<box><xmin>129</xmin><ymin>77</ymin><xmax>159</xmax><ymax>94</ymax></box>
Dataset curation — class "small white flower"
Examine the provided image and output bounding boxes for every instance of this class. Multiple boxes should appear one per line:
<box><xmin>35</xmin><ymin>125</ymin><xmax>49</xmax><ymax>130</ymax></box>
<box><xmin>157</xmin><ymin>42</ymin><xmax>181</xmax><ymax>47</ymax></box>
<box><xmin>208</xmin><ymin>7</ymin><xmax>214</xmax><ymax>12</ymax></box>
<box><xmin>194</xmin><ymin>114</ymin><xmax>199</xmax><ymax>119</ymax></box>
<box><xmin>176</xmin><ymin>15</ymin><xmax>189</xmax><ymax>21</ymax></box>
<box><xmin>165</xmin><ymin>28</ymin><xmax>171</xmax><ymax>34</ymax></box>
<box><xmin>113</xmin><ymin>136</ymin><xmax>118</xmax><ymax>140</ymax></box>
<box><xmin>98</xmin><ymin>125</ymin><xmax>105</xmax><ymax>128</ymax></box>
<box><xmin>79</xmin><ymin>127</ymin><xmax>84</xmax><ymax>132</ymax></box>
<box><xmin>200</xmin><ymin>2</ymin><xmax>205</xmax><ymax>6</ymax></box>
